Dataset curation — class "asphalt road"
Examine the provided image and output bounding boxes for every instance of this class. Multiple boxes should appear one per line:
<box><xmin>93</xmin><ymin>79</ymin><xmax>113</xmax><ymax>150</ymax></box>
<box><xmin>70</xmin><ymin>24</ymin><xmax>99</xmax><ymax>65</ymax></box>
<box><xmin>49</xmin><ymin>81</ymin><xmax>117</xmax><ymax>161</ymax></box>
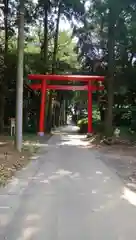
<box><xmin>0</xmin><ymin>126</ymin><xmax>136</xmax><ymax>239</ymax></box>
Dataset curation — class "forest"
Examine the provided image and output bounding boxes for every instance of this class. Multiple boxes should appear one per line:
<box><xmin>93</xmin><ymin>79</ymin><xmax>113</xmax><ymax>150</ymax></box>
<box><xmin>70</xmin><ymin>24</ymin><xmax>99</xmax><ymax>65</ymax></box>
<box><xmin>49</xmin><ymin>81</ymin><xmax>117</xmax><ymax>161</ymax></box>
<box><xmin>0</xmin><ymin>0</ymin><xmax>136</xmax><ymax>139</ymax></box>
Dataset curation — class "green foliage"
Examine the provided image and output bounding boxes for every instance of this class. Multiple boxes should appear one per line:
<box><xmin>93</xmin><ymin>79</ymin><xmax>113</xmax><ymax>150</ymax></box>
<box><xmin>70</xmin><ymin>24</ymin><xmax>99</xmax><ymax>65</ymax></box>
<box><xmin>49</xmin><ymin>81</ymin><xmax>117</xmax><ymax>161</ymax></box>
<box><xmin>77</xmin><ymin>105</ymin><xmax>102</xmax><ymax>133</ymax></box>
<box><xmin>1</xmin><ymin>0</ymin><xmax>136</xmax><ymax>135</ymax></box>
<box><xmin>77</xmin><ymin>118</ymin><xmax>88</xmax><ymax>133</ymax></box>
<box><xmin>77</xmin><ymin>117</ymin><xmax>103</xmax><ymax>134</ymax></box>
<box><xmin>73</xmin><ymin>0</ymin><xmax>136</xmax><ymax>135</ymax></box>
<box><xmin>0</xmin><ymin>0</ymin><xmax>82</xmax><ymax>132</ymax></box>
<box><xmin>57</xmin><ymin>31</ymin><xmax>79</xmax><ymax>68</ymax></box>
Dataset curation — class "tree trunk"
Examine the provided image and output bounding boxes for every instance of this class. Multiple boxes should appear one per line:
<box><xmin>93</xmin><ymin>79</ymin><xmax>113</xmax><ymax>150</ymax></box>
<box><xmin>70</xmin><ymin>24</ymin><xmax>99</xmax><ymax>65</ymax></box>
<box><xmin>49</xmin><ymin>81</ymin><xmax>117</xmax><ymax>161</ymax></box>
<box><xmin>105</xmin><ymin>7</ymin><xmax>116</xmax><ymax>137</ymax></box>
<box><xmin>4</xmin><ymin>0</ymin><xmax>9</xmax><ymax>54</ymax></box>
<box><xmin>0</xmin><ymin>91</ymin><xmax>5</xmax><ymax>132</ymax></box>
<box><xmin>46</xmin><ymin>2</ymin><xmax>61</xmax><ymax>132</ymax></box>
<box><xmin>43</xmin><ymin>1</ymin><xmax>48</xmax><ymax>70</ymax></box>
<box><xmin>52</xmin><ymin>1</ymin><xmax>61</xmax><ymax>74</ymax></box>
<box><xmin>15</xmin><ymin>0</ymin><xmax>24</xmax><ymax>152</ymax></box>
<box><xmin>0</xmin><ymin>0</ymin><xmax>9</xmax><ymax>133</ymax></box>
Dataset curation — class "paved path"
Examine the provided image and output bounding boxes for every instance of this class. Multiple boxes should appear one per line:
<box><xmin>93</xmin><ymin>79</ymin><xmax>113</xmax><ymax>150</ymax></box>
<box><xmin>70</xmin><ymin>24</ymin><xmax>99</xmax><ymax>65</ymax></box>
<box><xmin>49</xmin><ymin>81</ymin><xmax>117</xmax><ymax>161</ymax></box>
<box><xmin>0</xmin><ymin>126</ymin><xmax>136</xmax><ymax>239</ymax></box>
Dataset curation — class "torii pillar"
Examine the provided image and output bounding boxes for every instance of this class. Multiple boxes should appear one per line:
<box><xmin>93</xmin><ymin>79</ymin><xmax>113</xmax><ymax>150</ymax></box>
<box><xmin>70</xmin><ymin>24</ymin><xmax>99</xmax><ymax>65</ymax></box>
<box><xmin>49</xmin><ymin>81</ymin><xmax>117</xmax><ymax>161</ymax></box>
<box><xmin>38</xmin><ymin>79</ymin><xmax>47</xmax><ymax>136</ymax></box>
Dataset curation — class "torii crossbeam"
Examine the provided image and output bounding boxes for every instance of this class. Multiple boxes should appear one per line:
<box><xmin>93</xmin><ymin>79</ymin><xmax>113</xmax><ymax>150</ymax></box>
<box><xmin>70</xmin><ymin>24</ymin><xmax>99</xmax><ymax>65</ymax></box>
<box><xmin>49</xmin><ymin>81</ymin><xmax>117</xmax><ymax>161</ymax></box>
<box><xmin>28</xmin><ymin>74</ymin><xmax>104</xmax><ymax>136</ymax></box>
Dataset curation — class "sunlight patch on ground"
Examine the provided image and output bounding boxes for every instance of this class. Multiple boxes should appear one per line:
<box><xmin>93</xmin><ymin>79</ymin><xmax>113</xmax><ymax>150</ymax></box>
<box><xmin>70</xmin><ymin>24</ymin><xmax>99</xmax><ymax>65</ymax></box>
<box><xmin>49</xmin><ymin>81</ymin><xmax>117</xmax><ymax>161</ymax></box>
<box><xmin>37</xmin><ymin>169</ymin><xmax>81</xmax><ymax>184</ymax></box>
<box><xmin>89</xmin><ymin>137</ymin><xmax>97</xmax><ymax>143</ymax></box>
<box><xmin>49</xmin><ymin>169</ymin><xmax>81</xmax><ymax>181</ymax></box>
<box><xmin>96</xmin><ymin>171</ymin><xmax>103</xmax><ymax>175</ymax></box>
<box><xmin>23</xmin><ymin>142</ymin><xmax>48</xmax><ymax>147</ymax></box>
<box><xmin>121</xmin><ymin>187</ymin><xmax>136</xmax><ymax>206</ymax></box>
<box><xmin>9</xmin><ymin>177</ymin><xmax>19</xmax><ymax>186</ymax></box>
<box><xmin>40</xmin><ymin>179</ymin><xmax>50</xmax><ymax>184</ymax></box>
<box><xmin>53</xmin><ymin>125</ymin><xmax>80</xmax><ymax>134</ymax></box>
<box><xmin>0</xmin><ymin>142</ymin><xmax>7</xmax><ymax>145</ymax></box>
<box><xmin>26</xmin><ymin>214</ymin><xmax>40</xmax><ymax>221</ymax></box>
<box><xmin>29</xmin><ymin>155</ymin><xmax>40</xmax><ymax>160</ymax></box>
<box><xmin>58</xmin><ymin>134</ymin><xmax>89</xmax><ymax>147</ymax></box>
<box><xmin>70</xmin><ymin>172</ymin><xmax>80</xmax><ymax>179</ymax></box>
<box><xmin>55</xmin><ymin>169</ymin><xmax>72</xmax><ymax>176</ymax></box>
<box><xmin>59</xmin><ymin>126</ymin><xmax>80</xmax><ymax>132</ymax></box>
<box><xmin>48</xmin><ymin>175</ymin><xmax>62</xmax><ymax>180</ymax></box>
<box><xmin>18</xmin><ymin>227</ymin><xmax>39</xmax><ymax>240</ymax></box>
<box><xmin>92</xmin><ymin>190</ymin><xmax>97</xmax><ymax>194</ymax></box>
<box><xmin>0</xmin><ymin>206</ymin><xmax>10</xmax><ymax>209</ymax></box>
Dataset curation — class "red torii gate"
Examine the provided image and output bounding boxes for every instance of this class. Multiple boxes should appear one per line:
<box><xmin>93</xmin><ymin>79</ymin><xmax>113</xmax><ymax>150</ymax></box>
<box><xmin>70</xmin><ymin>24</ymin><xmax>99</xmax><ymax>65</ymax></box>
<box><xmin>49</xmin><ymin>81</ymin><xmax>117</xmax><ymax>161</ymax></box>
<box><xmin>28</xmin><ymin>74</ymin><xmax>104</xmax><ymax>136</ymax></box>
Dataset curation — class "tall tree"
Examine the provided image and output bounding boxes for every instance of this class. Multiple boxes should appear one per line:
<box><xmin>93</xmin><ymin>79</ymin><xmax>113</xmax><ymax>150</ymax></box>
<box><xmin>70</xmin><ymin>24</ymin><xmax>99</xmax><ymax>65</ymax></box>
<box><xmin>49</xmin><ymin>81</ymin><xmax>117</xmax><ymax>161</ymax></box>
<box><xmin>52</xmin><ymin>0</ymin><xmax>61</xmax><ymax>74</ymax></box>
<box><xmin>105</xmin><ymin>2</ymin><xmax>116</xmax><ymax>136</ymax></box>
<box><xmin>0</xmin><ymin>0</ymin><xmax>9</xmax><ymax>132</ymax></box>
<box><xmin>74</xmin><ymin>0</ymin><xmax>136</xmax><ymax>136</ymax></box>
<box><xmin>46</xmin><ymin>0</ymin><xmax>85</xmax><ymax>132</ymax></box>
<box><xmin>15</xmin><ymin>0</ymin><xmax>24</xmax><ymax>152</ymax></box>
<box><xmin>46</xmin><ymin>0</ymin><xmax>61</xmax><ymax>132</ymax></box>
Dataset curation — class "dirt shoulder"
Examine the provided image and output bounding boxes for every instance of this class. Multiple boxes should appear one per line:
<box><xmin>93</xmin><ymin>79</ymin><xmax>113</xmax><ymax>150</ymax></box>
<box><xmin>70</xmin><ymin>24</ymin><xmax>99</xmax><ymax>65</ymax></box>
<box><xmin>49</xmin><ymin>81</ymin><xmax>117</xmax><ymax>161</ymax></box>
<box><xmin>98</xmin><ymin>145</ymin><xmax>136</xmax><ymax>191</ymax></box>
<box><xmin>85</xmin><ymin>134</ymin><xmax>136</xmax><ymax>192</ymax></box>
<box><xmin>0</xmin><ymin>134</ymin><xmax>51</xmax><ymax>186</ymax></box>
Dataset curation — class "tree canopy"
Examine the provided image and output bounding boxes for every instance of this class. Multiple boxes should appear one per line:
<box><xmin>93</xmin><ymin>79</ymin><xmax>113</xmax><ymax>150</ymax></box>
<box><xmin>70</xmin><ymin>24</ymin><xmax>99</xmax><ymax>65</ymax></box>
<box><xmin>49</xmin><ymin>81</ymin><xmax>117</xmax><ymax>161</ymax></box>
<box><xmin>0</xmin><ymin>0</ymin><xmax>136</xmax><ymax>135</ymax></box>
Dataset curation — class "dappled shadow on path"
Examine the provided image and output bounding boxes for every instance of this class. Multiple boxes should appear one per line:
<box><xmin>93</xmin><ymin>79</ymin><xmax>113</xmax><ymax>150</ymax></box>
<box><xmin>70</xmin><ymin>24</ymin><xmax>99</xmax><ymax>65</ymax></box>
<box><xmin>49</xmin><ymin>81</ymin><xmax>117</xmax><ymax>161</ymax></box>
<box><xmin>1</xmin><ymin>166</ymin><xmax>136</xmax><ymax>239</ymax></box>
<box><xmin>1</xmin><ymin>126</ymin><xmax>136</xmax><ymax>239</ymax></box>
<box><xmin>57</xmin><ymin>134</ymin><xmax>90</xmax><ymax>148</ymax></box>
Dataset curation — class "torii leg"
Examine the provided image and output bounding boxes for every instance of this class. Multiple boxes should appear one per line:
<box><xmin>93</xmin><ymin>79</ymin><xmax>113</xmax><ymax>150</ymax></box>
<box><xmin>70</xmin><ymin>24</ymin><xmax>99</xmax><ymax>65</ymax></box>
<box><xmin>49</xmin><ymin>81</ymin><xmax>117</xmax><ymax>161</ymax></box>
<box><xmin>38</xmin><ymin>79</ymin><xmax>46</xmax><ymax>136</ymax></box>
<box><xmin>88</xmin><ymin>81</ymin><xmax>92</xmax><ymax>134</ymax></box>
